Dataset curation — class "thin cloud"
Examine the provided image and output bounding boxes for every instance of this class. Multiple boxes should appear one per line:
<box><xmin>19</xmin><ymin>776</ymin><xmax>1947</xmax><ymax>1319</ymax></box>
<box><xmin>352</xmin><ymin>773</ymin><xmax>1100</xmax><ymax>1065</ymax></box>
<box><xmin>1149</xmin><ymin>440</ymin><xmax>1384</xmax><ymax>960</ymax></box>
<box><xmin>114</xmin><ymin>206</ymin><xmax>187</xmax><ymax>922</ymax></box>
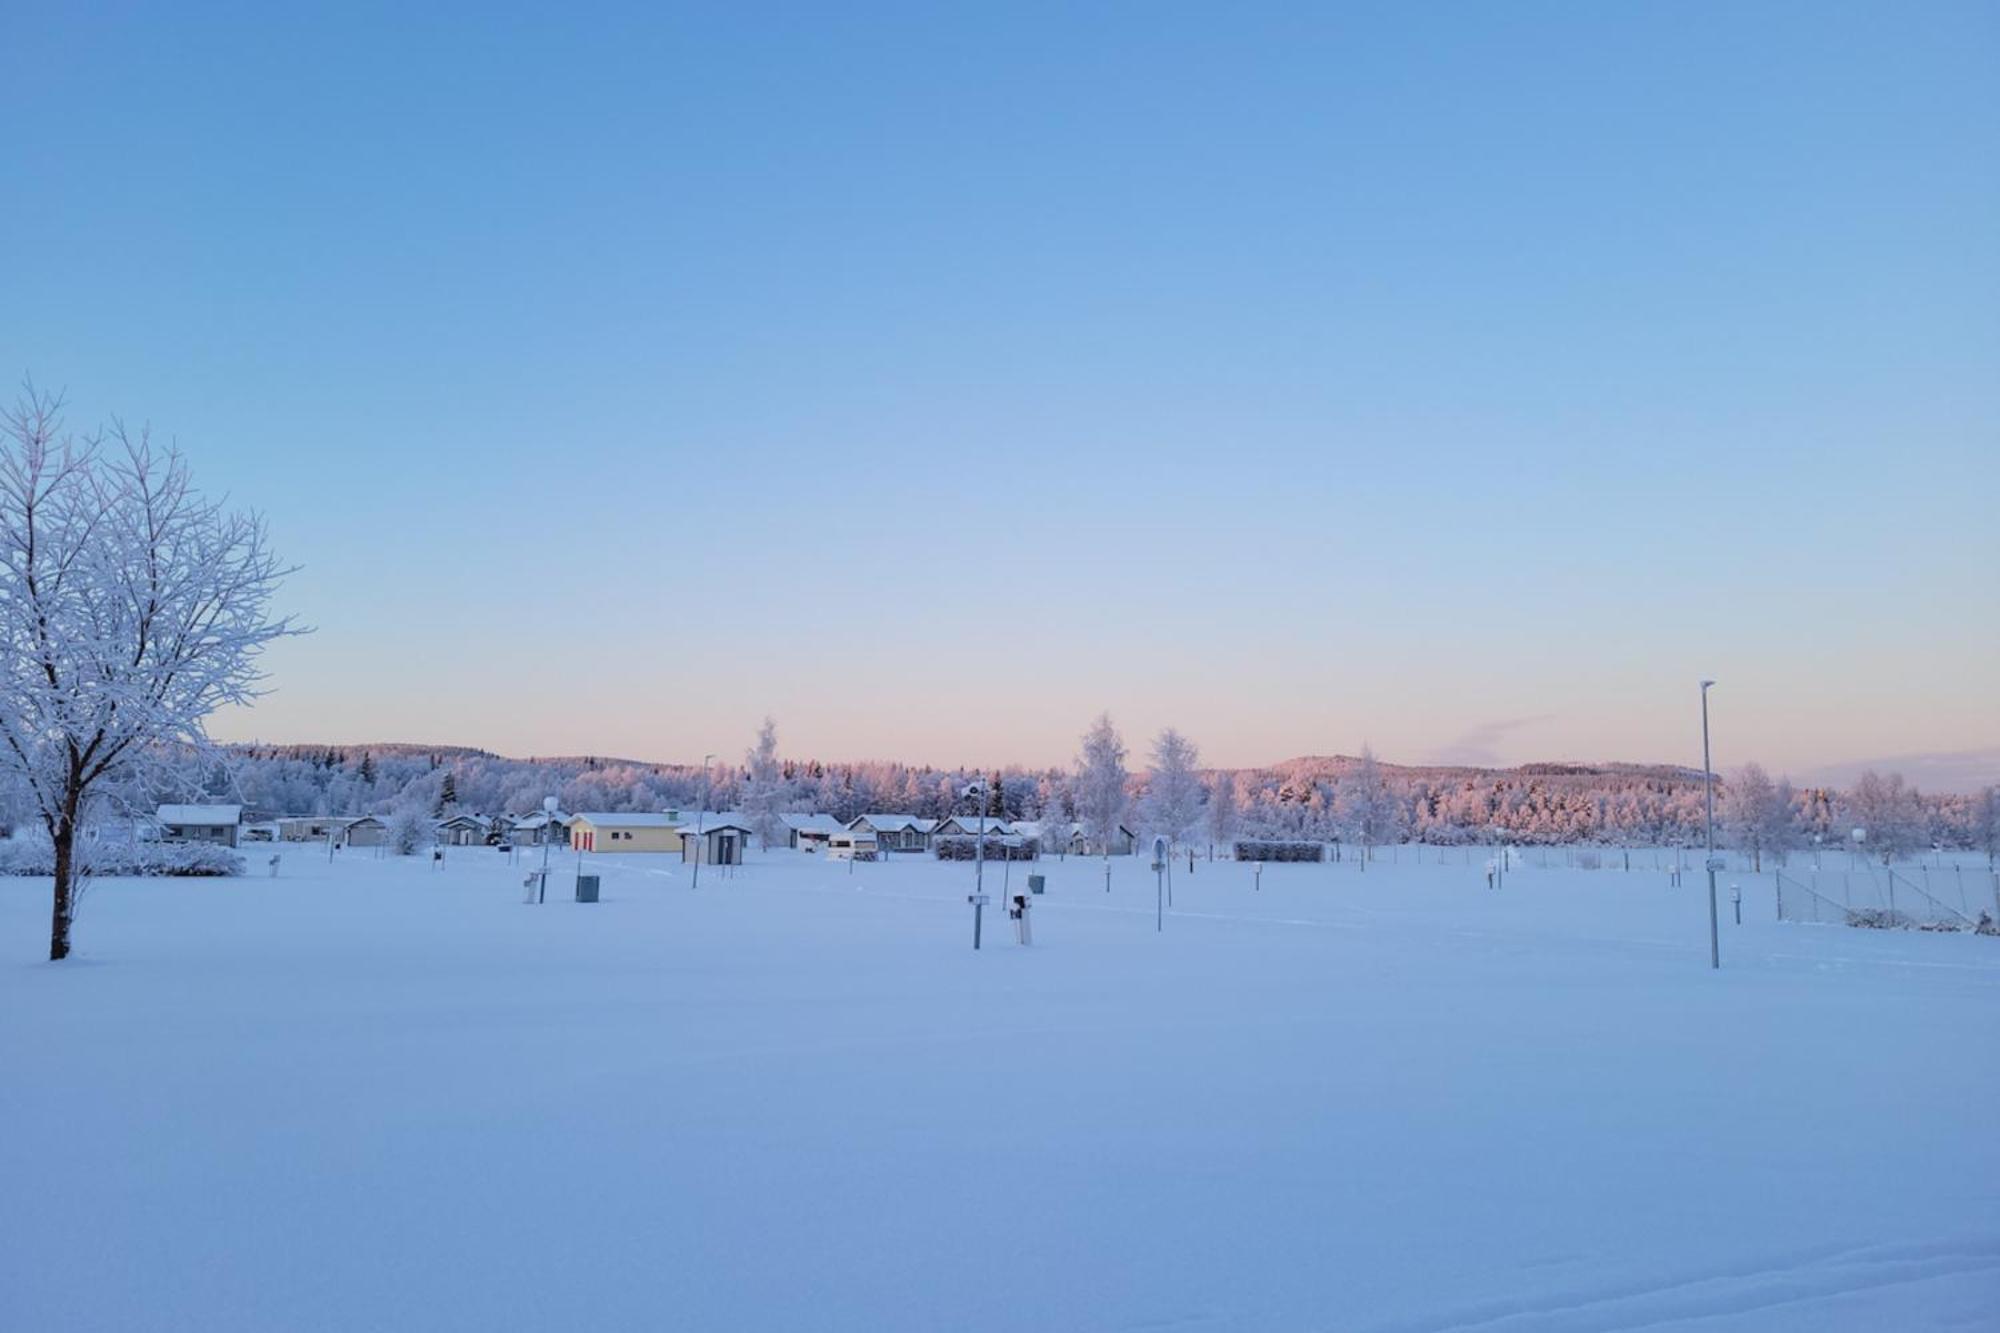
<box><xmin>1426</xmin><ymin>715</ymin><xmax>1556</xmax><ymax>767</ymax></box>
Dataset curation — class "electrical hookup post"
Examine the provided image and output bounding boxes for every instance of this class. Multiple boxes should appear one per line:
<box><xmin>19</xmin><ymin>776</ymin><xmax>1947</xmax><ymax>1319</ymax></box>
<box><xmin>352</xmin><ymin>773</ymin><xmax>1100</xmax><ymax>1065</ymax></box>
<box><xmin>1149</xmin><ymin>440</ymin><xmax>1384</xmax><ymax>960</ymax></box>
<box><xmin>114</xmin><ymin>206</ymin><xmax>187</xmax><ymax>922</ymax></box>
<box><xmin>1152</xmin><ymin>836</ymin><xmax>1168</xmax><ymax>932</ymax></box>
<box><xmin>1010</xmin><ymin>892</ymin><xmax>1032</xmax><ymax>946</ymax></box>
<box><xmin>968</xmin><ymin>893</ymin><xmax>989</xmax><ymax>950</ymax></box>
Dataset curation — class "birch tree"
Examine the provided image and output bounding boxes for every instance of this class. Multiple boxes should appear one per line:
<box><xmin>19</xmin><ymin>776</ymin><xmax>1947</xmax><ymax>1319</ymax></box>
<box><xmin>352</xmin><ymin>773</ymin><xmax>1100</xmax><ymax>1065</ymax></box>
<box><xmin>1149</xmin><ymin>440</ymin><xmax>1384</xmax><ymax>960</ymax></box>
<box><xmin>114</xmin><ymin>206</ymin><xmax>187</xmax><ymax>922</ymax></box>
<box><xmin>1842</xmin><ymin>770</ymin><xmax>1923</xmax><ymax>865</ymax></box>
<box><xmin>1204</xmin><ymin>769</ymin><xmax>1238</xmax><ymax>859</ymax></box>
<box><xmin>1974</xmin><ymin>786</ymin><xmax>1999</xmax><ymax>870</ymax></box>
<box><xmin>1335</xmin><ymin>746</ymin><xmax>1397</xmax><ymax>870</ymax></box>
<box><xmin>1074</xmin><ymin>712</ymin><xmax>1130</xmax><ymax>857</ymax></box>
<box><xmin>1141</xmin><ymin>727</ymin><xmax>1203</xmax><ymax>856</ymax></box>
<box><xmin>1</xmin><ymin>386</ymin><xmax>299</xmax><ymax>959</ymax></box>
<box><xmin>1722</xmin><ymin>762</ymin><xmax>1785</xmax><ymax>872</ymax></box>
<box><xmin>739</xmin><ymin>716</ymin><xmax>787</xmax><ymax>849</ymax></box>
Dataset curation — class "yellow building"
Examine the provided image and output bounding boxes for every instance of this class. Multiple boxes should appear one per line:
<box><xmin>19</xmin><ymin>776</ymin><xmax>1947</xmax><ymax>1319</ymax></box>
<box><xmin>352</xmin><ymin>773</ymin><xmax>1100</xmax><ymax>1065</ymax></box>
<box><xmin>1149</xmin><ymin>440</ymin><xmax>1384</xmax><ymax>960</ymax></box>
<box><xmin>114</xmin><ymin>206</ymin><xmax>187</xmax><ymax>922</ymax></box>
<box><xmin>569</xmin><ymin>813</ymin><xmax>685</xmax><ymax>853</ymax></box>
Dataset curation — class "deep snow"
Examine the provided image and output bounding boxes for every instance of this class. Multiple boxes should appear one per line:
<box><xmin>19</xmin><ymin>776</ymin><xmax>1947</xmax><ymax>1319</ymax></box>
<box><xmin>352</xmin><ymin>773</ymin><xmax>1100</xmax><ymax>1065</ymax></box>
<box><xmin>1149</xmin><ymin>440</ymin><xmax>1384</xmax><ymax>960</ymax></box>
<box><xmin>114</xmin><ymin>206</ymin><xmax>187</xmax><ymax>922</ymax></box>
<box><xmin>2</xmin><ymin>844</ymin><xmax>1996</xmax><ymax>1331</ymax></box>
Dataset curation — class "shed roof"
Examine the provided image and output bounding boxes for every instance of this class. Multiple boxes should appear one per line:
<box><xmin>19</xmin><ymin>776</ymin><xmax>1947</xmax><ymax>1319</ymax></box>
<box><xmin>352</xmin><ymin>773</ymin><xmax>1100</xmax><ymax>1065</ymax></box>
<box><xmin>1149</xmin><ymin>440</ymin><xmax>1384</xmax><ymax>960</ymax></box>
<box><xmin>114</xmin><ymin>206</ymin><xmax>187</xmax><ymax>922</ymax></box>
<box><xmin>157</xmin><ymin>804</ymin><xmax>242</xmax><ymax>825</ymax></box>
<box><xmin>571</xmin><ymin>812</ymin><xmax>682</xmax><ymax>829</ymax></box>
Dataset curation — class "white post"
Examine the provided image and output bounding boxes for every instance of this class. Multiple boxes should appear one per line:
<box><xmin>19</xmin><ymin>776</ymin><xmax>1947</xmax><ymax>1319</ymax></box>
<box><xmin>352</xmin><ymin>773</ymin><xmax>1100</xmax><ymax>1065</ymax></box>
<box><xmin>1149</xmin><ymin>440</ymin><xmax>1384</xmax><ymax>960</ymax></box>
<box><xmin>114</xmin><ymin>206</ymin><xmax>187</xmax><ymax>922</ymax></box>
<box><xmin>1701</xmin><ymin>679</ymin><xmax>1719</xmax><ymax>969</ymax></box>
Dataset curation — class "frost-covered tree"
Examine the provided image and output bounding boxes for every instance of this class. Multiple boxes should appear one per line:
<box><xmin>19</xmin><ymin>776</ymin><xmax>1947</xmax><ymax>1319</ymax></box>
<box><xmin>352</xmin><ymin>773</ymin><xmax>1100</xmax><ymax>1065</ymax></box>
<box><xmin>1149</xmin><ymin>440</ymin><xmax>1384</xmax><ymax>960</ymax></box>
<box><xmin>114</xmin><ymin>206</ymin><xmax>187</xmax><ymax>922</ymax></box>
<box><xmin>1722</xmin><ymin>762</ymin><xmax>1791</xmax><ymax>872</ymax></box>
<box><xmin>1141</xmin><ymin>728</ymin><xmax>1203</xmax><ymax>855</ymax></box>
<box><xmin>386</xmin><ymin>802</ymin><xmax>432</xmax><ymax>856</ymax></box>
<box><xmin>1074</xmin><ymin>712</ymin><xmax>1130</xmax><ymax>857</ymax></box>
<box><xmin>1336</xmin><ymin>746</ymin><xmax>1397</xmax><ymax>869</ymax></box>
<box><xmin>0</xmin><ymin>387</ymin><xmax>298</xmax><ymax>960</ymax></box>
<box><xmin>1766</xmin><ymin>776</ymin><xmax>1801</xmax><ymax>867</ymax></box>
<box><xmin>1842</xmin><ymin>770</ymin><xmax>1923</xmax><ymax>864</ymax></box>
<box><xmin>1204</xmin><ymin>769</ymin><xmax>1238</xmax><ymax>859</ymax></box>
<box><xmin>739</xmin><ymin>716</ymin><xmax>787</xmax><ymax>849</ymax></box>
<box><xmin>1035</xmin><ymin>779</ymin><xmax>1072</xmax><ymax>858</ymax></box>
<box><xmin>1973</xmin><ymin>787</ymin><xmax>2000</xmax><ymax>869</ymax></box>
<box><xmin>437</xmin><ymin>770</ymin><xmax>457</xmax><ymax>814</ymax></box>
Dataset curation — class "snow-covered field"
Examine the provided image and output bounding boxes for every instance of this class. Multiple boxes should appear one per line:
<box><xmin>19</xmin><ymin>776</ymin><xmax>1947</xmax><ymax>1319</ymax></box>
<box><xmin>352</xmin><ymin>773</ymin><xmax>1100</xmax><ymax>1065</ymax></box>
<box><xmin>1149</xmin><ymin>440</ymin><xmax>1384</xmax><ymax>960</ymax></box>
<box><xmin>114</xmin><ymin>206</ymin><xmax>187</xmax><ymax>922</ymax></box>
<box><xmin>3</xmin><ymin>845</ymin><xmax>1996</xmax><ymax>1331</ymax></box>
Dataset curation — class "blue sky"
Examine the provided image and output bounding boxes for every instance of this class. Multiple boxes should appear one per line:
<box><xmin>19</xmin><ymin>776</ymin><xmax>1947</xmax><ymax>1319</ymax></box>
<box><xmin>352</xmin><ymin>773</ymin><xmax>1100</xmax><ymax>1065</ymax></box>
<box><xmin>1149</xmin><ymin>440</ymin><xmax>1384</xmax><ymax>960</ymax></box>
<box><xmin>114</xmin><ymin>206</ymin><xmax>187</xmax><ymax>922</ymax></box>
<box><xmin>5</xmin><ymin>3</ymin><xmax>1996</xmax><ymax>778</ymax></box>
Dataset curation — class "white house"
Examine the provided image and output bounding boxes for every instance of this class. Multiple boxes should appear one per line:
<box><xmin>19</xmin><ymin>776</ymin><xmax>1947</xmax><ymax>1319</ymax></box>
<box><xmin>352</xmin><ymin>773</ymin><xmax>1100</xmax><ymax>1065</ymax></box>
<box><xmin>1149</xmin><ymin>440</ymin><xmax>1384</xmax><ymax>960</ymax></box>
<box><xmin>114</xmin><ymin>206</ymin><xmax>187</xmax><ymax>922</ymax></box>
<box><xmin>156</xmin><ymin>804</ymin><xmax>243</xmax><ymax>847</ymax></box>
<box><xmin>338</xmin><ymin>815</ymin><xmax>389</xmax><ymax>848</ymax></box>
<box><xmin>435</xmin><ymin>813</ymin><xmax>492</xmax><ymax>846</ymax></box>
<box><xmin>847</xmin><ymin>814</ymin><xmax>936</xmax><ymax>853</ymax></box>
<box><xmin>1013</xmin><ymin>820</ymin><xmax>1136</xmax><ymax>856</ymax></box>
<box><xmin>507</xmin><ymin>810</ymin><xmax>573</xmax><ymax>847</ymax></box>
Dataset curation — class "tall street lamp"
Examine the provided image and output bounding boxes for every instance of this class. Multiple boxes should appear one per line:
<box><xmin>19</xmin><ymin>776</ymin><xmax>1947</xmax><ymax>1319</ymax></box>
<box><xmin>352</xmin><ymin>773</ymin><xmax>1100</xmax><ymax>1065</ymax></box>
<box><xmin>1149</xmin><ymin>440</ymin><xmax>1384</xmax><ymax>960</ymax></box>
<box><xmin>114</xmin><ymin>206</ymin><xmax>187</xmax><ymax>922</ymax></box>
<box><xmin>1700</xmin><ymin>679</ymin><xmax>1720</xmax><ymax>970</ymax></box>
<box><xmin>963</xmin><ymin>780</ymin><xmax>988</xmax><ymax>903</ymax></box>
<box><xmin>691</xmin><ymin>753</ymin><xmax>714</xmax><ymax>890</ymax></box>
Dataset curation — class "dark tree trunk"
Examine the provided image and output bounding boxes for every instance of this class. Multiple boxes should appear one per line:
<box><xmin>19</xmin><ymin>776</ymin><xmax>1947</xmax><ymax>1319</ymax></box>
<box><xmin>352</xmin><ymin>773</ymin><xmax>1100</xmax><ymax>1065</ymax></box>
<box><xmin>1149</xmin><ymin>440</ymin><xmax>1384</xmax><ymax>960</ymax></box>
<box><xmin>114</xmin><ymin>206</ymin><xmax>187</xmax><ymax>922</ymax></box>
<box><xmin>50</xmin><ymin>817</ymin><xmax>75</xmax><ymax>961</ymax></box>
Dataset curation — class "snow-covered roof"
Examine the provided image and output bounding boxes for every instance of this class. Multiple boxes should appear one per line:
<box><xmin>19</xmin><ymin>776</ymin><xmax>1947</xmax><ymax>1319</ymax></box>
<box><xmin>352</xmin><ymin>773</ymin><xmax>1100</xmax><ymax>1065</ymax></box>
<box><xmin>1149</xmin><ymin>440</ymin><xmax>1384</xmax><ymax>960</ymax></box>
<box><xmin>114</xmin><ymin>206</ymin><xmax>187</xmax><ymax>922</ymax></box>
<box><xmin>850</xmin><ymin>813</ymin><xmax>938</xmax><ymax>832</ymax></box>
<box><xmin>686</xmin><ymin>820</ymin><xmax>753</xmax><ymax>836</ymax></box>
<box><xmin>781</xmin><ymin>813</ymin><xmax>847</xmax><ymax>834</ymax></box>
<box><xmin>937</xmin><ymin>815</ymin><xmax>1014</xmax><ymax>833</ymax></box>
<box><xmin>157</xmin><ymin>804</ymin><xmax>242</xmax><ymax>826</ymax></box>
<box><xmin>507</xmin><ymin>811</ymin><xmax>572</xmax><ymax>829</ymax></box>
<box><xmin>570</xmin><ymin>812</ymin><xmax>682</xmax><ymax>829</ymax></box>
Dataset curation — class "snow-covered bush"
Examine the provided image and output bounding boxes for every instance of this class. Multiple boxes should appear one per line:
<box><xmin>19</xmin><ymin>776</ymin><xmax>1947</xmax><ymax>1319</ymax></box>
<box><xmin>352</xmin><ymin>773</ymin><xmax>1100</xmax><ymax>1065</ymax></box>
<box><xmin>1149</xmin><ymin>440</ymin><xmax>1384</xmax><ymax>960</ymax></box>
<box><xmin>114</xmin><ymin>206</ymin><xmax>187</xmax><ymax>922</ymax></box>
<box><xmin>0</xmin><ymin>836</ymin><xmax>243</xmax><ymax>878</ymax></box>
<box><xmin>1845</xmin><ymin>907</ymin><xmax>1913</xmax><ymax>931</ymax></box>
<box><xmin>386</xmin><ymin>805</ymin><xmax>432</xmax><ymax>856</ymax></box>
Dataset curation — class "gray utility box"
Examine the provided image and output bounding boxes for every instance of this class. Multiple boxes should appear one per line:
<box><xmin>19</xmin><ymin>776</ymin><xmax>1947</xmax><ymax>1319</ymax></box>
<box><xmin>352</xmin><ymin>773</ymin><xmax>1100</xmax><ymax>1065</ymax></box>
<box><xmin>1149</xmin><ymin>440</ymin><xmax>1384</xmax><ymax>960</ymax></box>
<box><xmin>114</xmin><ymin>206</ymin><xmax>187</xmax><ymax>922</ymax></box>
<box><xmin>1028</xmin><ymin>874</ymin><xmax>1046</xmax><ymax>895</ymax></box>
<box><xmin>575</xmin><ymin>874</ymin><xmax>600</xmax><ymax>904</ymax></box>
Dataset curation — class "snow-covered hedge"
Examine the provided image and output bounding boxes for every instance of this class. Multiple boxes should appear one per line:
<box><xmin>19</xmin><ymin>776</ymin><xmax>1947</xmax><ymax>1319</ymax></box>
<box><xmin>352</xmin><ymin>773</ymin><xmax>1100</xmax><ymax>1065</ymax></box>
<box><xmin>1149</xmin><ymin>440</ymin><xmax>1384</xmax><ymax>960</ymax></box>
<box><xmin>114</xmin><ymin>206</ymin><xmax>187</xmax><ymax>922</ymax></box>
<box><xmin>1234</xmin><ymin>840</ymin><xmax>1325</xmax><ymax>863</ymax></box>
<box><xmin>0</xmin><ymin>837</ymin><xmax>244</xmax><ymax>878</ymax></box>
<box><xmin>933</xmin><ymin>835</ymin><xmax>1036</xmax><ymax>861</ymax></box>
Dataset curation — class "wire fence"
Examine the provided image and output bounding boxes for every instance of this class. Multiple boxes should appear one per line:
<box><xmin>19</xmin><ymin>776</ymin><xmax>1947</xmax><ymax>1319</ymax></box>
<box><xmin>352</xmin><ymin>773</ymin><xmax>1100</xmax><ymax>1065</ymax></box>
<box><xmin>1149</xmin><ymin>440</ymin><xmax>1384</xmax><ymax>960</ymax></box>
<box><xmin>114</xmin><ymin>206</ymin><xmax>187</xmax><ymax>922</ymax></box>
<box><xmin>1775</xmin><ymin>864</ymin><xmax>2000</xmax><ymax>933</ymax></box>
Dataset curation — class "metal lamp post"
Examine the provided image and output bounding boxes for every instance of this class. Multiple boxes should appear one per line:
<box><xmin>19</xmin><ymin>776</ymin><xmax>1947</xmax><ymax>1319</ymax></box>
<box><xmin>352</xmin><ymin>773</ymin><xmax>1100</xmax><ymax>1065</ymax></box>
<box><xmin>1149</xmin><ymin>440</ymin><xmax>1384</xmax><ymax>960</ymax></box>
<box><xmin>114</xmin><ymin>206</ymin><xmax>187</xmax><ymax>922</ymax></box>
<box><xmin>537</xmin><ymin>794</ymin><xmax>557</xmax><ymax>904</ymax></box>
<box><xmin>1700</xmin><ymin>679</ymin><xmax>1720</xmax><ymax>970</ymax></box>
<box><xmin>964</xmin><ymin>781</ymin><xmax>987</xmax><ymax>903</ymax></box>
<box><xmin>691</xmin><ymin>753</ymin><xmax>713</xmax><ymax>890</ymax></box>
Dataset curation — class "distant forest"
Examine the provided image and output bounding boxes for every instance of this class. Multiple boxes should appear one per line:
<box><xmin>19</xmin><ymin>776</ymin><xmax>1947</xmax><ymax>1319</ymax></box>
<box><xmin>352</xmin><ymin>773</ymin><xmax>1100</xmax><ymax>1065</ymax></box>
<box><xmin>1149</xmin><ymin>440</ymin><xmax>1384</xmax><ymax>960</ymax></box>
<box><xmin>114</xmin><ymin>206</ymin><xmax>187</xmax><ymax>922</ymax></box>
<box><xmin>135</xmin><ymin>742</ymin><xmax>1999</xmax><ymax>854</ymax></box>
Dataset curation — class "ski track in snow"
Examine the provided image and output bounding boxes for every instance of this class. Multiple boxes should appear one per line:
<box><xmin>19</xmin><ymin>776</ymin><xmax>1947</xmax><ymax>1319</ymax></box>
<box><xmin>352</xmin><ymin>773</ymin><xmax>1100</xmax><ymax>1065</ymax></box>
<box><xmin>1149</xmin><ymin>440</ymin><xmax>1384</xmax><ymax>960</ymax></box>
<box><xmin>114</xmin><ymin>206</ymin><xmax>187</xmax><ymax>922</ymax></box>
<box><xmin>1366</xmin><ymin>1237</ymin><xmax>2000</xmax><ymax>1333</ymax></box>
